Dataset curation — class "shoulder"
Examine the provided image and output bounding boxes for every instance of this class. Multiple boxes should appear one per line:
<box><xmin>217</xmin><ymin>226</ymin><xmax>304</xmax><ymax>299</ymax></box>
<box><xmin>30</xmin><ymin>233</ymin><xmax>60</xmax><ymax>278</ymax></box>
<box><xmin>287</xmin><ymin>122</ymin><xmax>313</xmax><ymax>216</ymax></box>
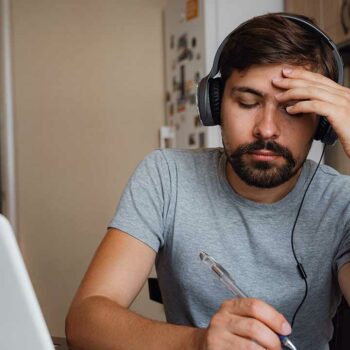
<box><xmin>313</xmin><ymin>161</ymin><xmax>350</xmax><ymax>183</ymax></box>
<box><xmin>144</xmin><ymin>148</ymin><xmax>224</xmax><ymax>169</ymax></box>
<box><xmin>307</xmin><ymin>159</ymin><xmax>350</xmax><ymax>197</ymax></box>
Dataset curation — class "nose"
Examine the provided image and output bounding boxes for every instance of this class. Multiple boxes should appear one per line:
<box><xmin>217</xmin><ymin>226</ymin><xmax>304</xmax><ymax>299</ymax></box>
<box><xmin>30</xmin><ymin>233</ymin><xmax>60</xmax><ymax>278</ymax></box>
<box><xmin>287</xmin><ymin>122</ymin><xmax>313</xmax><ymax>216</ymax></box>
<box><xmin>253</xmin><ymin>104</ymin><xmax>281</xmax><ymax>141</ymax></box>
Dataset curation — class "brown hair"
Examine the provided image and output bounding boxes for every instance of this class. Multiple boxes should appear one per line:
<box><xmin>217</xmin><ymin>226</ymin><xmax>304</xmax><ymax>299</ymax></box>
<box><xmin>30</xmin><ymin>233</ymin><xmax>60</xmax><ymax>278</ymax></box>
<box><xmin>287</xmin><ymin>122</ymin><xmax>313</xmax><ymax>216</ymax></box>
<box><xmin>219</xmin><ymin>13</ymin><xmax>338</xmax><ymax>84</ymax></box>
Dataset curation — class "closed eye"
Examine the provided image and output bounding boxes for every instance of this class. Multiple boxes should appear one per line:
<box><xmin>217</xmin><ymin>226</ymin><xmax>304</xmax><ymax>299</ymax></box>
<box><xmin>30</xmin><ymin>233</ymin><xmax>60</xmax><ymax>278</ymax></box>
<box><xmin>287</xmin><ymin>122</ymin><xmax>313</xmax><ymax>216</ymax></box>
<box><xmin>239</xmin><ymin>102</ymin><xmax>258</xmax><ymax>109</ymax></box>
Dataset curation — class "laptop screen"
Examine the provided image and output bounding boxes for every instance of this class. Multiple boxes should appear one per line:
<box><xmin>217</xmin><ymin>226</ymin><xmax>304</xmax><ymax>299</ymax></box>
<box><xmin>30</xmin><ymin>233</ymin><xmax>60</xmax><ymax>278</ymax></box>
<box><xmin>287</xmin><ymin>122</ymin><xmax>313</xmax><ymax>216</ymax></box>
<box><xmin>0</xmin><ymin>214</ymin><xmax>55</xmax><ymax>350</ymax></box>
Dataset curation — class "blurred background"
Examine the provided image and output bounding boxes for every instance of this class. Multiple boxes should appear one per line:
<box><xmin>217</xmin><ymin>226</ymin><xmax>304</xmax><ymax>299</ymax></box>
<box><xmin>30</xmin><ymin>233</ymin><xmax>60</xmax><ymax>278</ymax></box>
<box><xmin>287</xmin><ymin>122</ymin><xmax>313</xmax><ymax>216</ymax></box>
<box><xmin>1</xmin><ymin>0</ymin><xmax>349</xmax><ymax>338</ymax></box>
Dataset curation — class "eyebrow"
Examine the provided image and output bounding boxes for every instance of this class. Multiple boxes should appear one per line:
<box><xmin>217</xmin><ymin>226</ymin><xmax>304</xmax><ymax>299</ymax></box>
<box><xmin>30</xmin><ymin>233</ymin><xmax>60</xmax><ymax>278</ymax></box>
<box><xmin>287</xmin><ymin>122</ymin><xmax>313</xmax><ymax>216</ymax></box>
<box><xmin>231</xmin><ymin>86</ymin><xmax>265</xmax><ymax>98</ymax></box>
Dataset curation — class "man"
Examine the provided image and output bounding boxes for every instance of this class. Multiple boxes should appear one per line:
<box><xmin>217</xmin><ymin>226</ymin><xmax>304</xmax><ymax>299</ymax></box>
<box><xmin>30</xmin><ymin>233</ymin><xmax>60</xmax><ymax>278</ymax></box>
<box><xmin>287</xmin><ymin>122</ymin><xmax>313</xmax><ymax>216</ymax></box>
<box><xmin>66</xmin><ymin>13</ymin><xmax>350</xmax><ymax>350</ymax></box>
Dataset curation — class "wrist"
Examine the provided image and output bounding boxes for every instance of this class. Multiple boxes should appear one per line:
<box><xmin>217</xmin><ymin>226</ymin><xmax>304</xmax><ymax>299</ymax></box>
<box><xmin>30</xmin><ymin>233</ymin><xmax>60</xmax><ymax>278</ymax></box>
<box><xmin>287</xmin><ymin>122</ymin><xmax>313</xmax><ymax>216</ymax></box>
<box><xmin>189</xmin><ymin>327</ymin><xmax>207</xmax><ymax>350</ymax></box>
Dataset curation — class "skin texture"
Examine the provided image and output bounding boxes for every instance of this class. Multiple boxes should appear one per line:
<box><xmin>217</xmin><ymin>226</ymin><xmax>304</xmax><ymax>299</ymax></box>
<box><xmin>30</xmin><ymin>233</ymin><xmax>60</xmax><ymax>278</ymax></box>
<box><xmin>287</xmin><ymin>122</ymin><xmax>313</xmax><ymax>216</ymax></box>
<box><xmin>274</xmin><ymin>66</ymin><xmax>350</xmax><ymax>157</ymax></box>
<box><xmin>221</xmin><ymin>63</ymin><xmax>318</xmax><ymax>203</ymax></box>
<box><xmin>65</xmin><ymin>63</ymin><xmax>350</xmax><ymax>350</ymax></box>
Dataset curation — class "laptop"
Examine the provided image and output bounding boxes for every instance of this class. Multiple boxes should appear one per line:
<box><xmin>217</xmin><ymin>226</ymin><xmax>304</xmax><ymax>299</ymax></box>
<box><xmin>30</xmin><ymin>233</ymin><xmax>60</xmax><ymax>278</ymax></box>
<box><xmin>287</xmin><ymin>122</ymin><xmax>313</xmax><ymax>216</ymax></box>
<box><xmin>0</xmin><ymin>214</ymin><xmax>56</xmax><ymax>349</ymax></box>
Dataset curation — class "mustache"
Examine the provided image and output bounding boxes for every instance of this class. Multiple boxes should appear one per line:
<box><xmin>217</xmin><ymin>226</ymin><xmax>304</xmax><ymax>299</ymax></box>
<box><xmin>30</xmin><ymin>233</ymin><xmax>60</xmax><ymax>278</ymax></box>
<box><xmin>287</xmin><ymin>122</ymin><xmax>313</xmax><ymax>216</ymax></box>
<box><xmin>229</xmin><ymin>140</ymin><xmax>296</xmax><ymax>166</ymax></box>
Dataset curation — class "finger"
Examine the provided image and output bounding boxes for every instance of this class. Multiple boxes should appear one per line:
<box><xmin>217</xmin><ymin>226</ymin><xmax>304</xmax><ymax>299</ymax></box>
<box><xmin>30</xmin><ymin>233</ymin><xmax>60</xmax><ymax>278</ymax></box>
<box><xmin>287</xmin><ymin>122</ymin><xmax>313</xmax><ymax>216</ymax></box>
<box><xmin>275</xmin><ymin>86</ymin><xmax>348</xmax><ymax>107</ymax></box>
<box><xmin>286</xmin><ymin>100</ymin><xmax>350</xmax><ymax>146</ymax></box>
<box><xmin>281</xmin><ymin>66</ymin><xmax>347</xmax><ymax>92</ymax></box>
<box><xmin>231</xmin><ymin>315</ymin><xmax>282</xmax><ymax>350</ymax></box>
<box><xmin>221</xmin><ymin>298</ymin><xmax>292</xmax><ymax>336</ymax></box>
<box><xmin>285</xmin><ymin>99</ymin><xmax>343</xmax><ymax>121</ymax></box>
<box><xmin>272</xmin><ymin>77</ymin><xmax>348</xmax><ymax>99</ymax></box>
<box><xmin>207</xmin><ymin>314</ymin><xmax>268</xmax><ymax>350</ymax></box>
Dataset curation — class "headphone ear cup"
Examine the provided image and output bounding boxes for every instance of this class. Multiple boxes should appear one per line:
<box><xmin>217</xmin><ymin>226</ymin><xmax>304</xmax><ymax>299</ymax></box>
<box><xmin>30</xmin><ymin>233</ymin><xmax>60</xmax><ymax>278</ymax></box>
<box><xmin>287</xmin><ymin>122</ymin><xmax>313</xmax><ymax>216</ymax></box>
<box><xmin>209</xmin><ymin>78</ymin><xmax>223</xmax><ymax>125</ymax></box>
<box><xmin>314</xmin><ymin>117</ymin><xmax>338</xmax><ymax>145</ymax></box>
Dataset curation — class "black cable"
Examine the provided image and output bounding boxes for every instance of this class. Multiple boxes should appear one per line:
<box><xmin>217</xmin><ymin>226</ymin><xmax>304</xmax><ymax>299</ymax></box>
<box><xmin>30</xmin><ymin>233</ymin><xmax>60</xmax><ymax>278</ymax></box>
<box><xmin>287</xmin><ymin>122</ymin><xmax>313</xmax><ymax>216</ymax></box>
<box><xmin>290</xmin><ymin>144</ymin><xmax>327</xmax><ymax>327</ymax></box>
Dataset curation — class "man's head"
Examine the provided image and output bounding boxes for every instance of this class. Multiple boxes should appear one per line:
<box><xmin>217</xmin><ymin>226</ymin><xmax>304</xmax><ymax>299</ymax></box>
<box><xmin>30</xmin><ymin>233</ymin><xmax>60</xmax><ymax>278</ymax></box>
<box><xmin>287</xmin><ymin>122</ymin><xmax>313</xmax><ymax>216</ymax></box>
<box><xmin>219</xmin><ymin>13</ymin><xmax>338</xmax><ymax>86</ymax></box>
<box><xmin>218</xmin><ymin>13</ymin><xmax>339</xmax><ymax>189</ymax></box>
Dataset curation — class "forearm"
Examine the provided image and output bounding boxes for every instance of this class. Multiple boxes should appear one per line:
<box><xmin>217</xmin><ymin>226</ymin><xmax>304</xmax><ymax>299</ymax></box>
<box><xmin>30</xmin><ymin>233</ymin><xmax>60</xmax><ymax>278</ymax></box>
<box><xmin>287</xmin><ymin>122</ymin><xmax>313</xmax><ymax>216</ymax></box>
<box><xmin>65</xmin><ymin>295</ymin><xmax>205</xmax><ymax>350</ymax></box>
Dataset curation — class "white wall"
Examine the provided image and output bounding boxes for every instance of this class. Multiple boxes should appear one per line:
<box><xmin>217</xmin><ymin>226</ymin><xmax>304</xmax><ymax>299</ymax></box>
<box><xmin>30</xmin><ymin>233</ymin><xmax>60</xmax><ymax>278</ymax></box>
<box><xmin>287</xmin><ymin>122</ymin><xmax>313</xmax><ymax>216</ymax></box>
<box><xmin>8</xmin><ymin>0</ymin><xmax>166</xmax><ymax>336</ymax></box>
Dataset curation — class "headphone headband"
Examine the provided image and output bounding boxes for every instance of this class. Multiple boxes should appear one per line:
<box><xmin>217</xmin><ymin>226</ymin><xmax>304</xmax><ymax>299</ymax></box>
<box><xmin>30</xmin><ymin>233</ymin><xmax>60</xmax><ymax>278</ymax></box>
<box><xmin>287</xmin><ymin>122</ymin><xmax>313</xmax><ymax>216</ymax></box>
<box><xmin>197</xmin><ymin>13</ymin><xmax>344</xmax><ymax>145</ymax></box>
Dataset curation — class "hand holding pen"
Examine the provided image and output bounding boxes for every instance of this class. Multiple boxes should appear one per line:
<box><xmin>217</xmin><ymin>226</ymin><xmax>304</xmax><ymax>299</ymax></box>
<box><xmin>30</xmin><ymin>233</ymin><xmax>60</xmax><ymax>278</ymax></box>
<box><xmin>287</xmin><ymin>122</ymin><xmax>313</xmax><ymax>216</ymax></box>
<box><xmin>199</xmin><ymin>251</ymin><xmax>297</xmax><ymax>350</ymax></box>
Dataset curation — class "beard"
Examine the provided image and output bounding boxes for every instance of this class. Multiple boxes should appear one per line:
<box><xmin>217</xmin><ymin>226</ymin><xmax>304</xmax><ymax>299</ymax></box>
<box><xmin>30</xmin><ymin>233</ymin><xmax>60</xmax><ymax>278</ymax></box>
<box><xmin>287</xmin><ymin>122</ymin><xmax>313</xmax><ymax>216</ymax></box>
<box><xmin>225</xmin><ymin>140</ymin><xmax>300</xmax><ymax>188</ymax></box>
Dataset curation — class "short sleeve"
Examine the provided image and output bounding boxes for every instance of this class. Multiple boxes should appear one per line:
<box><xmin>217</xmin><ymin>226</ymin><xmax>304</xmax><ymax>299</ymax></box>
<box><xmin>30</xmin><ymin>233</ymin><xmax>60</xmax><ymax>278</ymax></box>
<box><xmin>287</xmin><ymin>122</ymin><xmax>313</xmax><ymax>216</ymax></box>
<box><xmin>334</xmin><ymin>226</ymin><xmax>350</xmax><ymax>273</ymax></box>
<box><xmin>109</xmin><ymin>150</ymin><xmax>171</xmax><ymax>252</ymax></box>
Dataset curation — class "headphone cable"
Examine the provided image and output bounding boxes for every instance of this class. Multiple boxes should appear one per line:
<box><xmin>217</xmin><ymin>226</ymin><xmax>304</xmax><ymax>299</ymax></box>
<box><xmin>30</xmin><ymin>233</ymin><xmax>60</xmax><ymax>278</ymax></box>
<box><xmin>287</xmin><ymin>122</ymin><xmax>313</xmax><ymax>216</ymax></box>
<box><xmin>290</xmin><ymin>144</ymin><xmax>327</xmax><ymax>327</ymax></box>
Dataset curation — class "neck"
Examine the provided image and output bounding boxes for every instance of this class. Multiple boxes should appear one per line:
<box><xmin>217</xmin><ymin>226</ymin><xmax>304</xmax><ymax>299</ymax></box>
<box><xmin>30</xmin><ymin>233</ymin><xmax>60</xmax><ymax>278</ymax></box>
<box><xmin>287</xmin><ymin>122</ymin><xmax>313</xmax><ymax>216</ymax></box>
<box><xmin>225</xmin><ymin>162</ymin><xmax>303</xmax><ymax>204</ymax></box>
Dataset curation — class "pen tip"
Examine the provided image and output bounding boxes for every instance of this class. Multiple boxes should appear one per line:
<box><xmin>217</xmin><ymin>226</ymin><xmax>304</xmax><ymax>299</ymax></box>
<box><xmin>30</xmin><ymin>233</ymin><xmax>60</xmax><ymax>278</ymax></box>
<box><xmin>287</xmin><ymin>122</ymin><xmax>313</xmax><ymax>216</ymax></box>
<box><xmin>284</xmin><ymin>338</ymin><xmax>297</xmax><ymax>350</ymax></box>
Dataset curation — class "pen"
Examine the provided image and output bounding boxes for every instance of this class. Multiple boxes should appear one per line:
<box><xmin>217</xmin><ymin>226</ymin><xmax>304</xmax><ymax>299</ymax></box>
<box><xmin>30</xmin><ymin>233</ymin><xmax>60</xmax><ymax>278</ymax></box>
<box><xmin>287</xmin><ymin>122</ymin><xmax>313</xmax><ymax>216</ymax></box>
<box><xmin>199</xmin><ymin>251</ymin><xmax>297</xmax><ymax>350</ymax></box>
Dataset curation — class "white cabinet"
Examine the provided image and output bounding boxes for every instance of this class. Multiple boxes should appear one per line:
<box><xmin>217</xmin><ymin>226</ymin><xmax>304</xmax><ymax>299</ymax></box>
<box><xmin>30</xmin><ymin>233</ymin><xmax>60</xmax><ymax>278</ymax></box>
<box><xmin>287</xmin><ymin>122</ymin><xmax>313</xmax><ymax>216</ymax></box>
<box><xmin>163</xmin><ymin>0</ymin><xmax>283</xmax><ymax>149</ymax></box>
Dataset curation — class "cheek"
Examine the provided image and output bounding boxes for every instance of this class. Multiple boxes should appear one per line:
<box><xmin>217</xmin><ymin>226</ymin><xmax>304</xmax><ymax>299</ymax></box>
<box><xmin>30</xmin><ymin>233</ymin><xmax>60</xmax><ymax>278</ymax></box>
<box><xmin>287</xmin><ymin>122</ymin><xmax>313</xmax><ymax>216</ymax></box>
<box><xmin>221</xmin><ymin>102</ymin><xmax>256</xmax><ymax>138</ymax></box>
<box><xmin>284</xmin><ymin>116</ymin><xmax>318</xmax><ymax>141</ymax></box>
<box><xmin>281</xmin><ymin>118</ymin><xmax>316</xmax><ymax>160</ymax></box>
<box><xmin>221</xmin><ymin>117</ymin><xmax>253</xmax><ymax>151</ymax></box>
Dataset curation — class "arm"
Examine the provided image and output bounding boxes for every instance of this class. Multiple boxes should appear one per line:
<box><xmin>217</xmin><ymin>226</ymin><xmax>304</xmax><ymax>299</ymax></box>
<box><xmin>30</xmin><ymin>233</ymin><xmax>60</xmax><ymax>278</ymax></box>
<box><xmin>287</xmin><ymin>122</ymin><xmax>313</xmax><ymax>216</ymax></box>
<box><xmin>66</xmin><ymin>228</ymin><xmax>290</xmax><ymax>350</ymax></box>
<box><xmin>338</xmin><ymin>262</ymin><xmax>350</xmax><ymax>304</ymax></box>
<box><xmin>273</xmin><ymin>66</ymin><xmax>350</xmax><ymax>158</ymax></box>
<box><xmin>65</xmin><ymin>228</ymin><xmax>203</xmax><ymax>350</ymax></box>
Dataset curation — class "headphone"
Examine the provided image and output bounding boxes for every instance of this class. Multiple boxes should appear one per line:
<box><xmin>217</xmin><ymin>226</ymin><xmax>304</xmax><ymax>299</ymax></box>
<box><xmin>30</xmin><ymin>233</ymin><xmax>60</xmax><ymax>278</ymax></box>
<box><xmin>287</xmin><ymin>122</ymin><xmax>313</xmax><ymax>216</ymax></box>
<box><xmin>197</xmin><ymin>13</ymin><xmax>344</xmax><ymax>145</ymax></box>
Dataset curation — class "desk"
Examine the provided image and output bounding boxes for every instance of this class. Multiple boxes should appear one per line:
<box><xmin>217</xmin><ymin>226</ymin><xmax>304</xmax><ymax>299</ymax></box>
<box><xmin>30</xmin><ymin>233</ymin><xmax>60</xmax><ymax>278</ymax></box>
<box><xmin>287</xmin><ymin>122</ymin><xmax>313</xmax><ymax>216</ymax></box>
<box><xmin>52</xmin><ymin>337</ymin><xmax>69</xmax><ymax>349</ymax></box>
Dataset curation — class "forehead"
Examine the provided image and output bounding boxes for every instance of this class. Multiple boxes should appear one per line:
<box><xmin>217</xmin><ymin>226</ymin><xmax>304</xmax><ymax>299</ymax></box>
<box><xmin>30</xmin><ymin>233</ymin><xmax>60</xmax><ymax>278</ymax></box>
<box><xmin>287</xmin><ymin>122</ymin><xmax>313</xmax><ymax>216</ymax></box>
<box><xmin>229</xmin><ymin>64</ymin><xmax>284</xmax><ymax>83</ymax></box>
<box><xmin>225</xmin><ymin>63</ymin><xmax>297</xmax><ymax>96</ymax></box>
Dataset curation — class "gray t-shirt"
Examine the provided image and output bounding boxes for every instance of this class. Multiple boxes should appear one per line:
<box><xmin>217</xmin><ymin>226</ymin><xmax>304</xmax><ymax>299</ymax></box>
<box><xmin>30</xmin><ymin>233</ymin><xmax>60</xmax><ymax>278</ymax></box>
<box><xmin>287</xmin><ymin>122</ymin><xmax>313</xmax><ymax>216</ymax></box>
<box><xmin>109</xmin><ymin>148</ymin><xmax>350</xmax><ymax>350</ymax></box>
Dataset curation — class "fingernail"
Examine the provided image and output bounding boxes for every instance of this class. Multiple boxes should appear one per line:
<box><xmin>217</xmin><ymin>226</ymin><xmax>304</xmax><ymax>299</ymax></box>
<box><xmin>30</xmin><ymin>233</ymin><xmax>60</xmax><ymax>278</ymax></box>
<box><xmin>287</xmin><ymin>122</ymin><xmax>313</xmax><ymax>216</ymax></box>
<box><xmin>283</xmin><ymin>67</ymin><xmax>293</xmax><ymax>74</ymax></box>
<box><xmin>272</xmin><ymin>77</ymin><xmax>282</xmax><ymax>82</ymax></box>
<box><xmin>282</xmin><ymin>321</ymin><xmax>292</xmax><ymax>335</ymax></box>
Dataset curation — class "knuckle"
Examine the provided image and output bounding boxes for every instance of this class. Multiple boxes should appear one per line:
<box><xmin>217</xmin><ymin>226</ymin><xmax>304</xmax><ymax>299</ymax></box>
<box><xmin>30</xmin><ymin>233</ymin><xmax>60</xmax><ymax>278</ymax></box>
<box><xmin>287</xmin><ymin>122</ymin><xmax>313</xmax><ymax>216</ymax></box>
<box><xmin>210</xmin><ymin>312</ymin><xmax>228</xmax><ymax>329</ymax></box>
<box><xmin>221</xmin><ymin>299</ymin><xmax>232</xmax><ymax>309</ymax></box>
<box><xmin>209</xmin><ymin>313</ymin><xmax>221</xmax><ymax>328</ymax></box>
<box><xmin>245</xmin><ymin>298</ymin><xmax>261</xmax><ymax>316</ymax></box>
<box><xmin>280</xmin><ymin>90</ymin><xmax>289</xmax><ymax>99</ymax></box>
<box><xmin>245</xmin><ymin>318</ymin><xmax>259</xmax><ymax>335</ymax></box>
<box><xmin>237</xmin><ymin>297</ymin><xmax>248</xmax><ymax>308</ymax></box>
